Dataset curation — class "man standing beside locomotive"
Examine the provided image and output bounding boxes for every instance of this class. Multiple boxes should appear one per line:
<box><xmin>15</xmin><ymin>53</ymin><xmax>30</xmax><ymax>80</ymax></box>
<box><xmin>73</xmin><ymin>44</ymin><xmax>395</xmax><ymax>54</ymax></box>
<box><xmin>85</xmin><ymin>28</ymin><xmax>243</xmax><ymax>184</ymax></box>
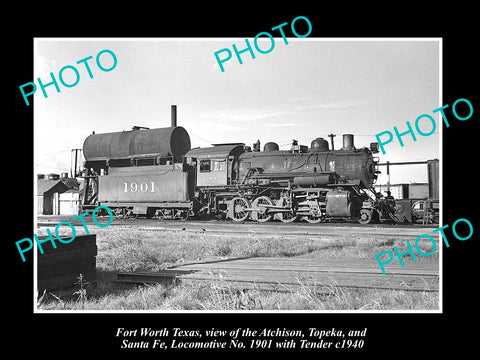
<box><xmin>374</xmin><ymin>191</ymin><xmax>396</xmax><ymax>223</ymax></box>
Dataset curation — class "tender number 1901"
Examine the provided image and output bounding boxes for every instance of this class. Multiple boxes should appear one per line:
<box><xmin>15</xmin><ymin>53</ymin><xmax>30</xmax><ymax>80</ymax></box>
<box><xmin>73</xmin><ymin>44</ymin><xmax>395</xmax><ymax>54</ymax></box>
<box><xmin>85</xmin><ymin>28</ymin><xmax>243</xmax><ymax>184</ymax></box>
<box><xmin>123</xmin><ymin>181</ymin><xmax>155</xmax><ymax>193</ymax></box>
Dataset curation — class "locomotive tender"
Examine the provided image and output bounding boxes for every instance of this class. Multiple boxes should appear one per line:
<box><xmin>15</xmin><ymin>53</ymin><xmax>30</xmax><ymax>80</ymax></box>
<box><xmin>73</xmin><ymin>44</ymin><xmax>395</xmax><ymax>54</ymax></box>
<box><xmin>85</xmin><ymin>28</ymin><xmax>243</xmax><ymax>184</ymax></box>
<box><xmin>80</xmin><ymin>106</ymin><xmax>397</xmax><ymax>224</ymax></box>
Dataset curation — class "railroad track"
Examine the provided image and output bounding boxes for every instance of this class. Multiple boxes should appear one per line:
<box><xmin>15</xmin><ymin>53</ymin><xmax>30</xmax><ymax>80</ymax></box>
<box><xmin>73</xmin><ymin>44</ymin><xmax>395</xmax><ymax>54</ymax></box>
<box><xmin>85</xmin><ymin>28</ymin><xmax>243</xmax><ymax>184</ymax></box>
<box><xmin>37</xmin><ymin>215</ymin><xmax>437</xmax><ymax>229</ymax></box>
<box><xmin>116</xmin><ymin>257</ymin><xmax>439</xmax><ymax>293</ymax></box>
<box><xmin>134</xmin><ymin>225</ymin><xmax>433</xmax><ymax>239</ymax></box>
<box><xmin>37</xmin><ymin>216</ymin><xmax>438</xmax><ymax>240</ymax></box>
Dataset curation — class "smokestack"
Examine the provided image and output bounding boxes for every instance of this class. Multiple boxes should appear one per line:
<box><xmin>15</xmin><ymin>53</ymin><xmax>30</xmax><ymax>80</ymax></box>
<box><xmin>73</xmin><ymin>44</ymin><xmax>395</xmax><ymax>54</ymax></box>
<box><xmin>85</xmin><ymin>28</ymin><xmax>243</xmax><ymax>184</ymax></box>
<box><xmin>342</xmin><ymin>134</ymin><xmax>355</xmax><ymax>150</ymax></box>
<box><xmin>171</xmin><ymin>105</ymin><xmax>177</xmax><ymax>127</ymax></box>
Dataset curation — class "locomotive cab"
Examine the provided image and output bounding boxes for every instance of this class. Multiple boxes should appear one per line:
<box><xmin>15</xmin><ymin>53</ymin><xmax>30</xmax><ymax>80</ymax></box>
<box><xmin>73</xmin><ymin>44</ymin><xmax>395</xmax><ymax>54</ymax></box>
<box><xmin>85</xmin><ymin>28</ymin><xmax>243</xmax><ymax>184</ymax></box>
<box><xmin>185</xmin><ymin>144</ymin><xmax>246</xmax><ymax>187</ymax></box>
<box><xmin>184</xmin><ymin>144</ymin><xmax>247</xmax><ymax>218</ymax></box>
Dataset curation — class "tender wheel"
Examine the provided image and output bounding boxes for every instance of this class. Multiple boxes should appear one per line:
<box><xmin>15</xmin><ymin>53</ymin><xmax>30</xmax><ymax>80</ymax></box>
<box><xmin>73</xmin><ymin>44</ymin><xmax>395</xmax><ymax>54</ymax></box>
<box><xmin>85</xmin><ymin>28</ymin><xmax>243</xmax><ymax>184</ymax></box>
<box><xmin>179</xmin><ymin>210</ymin><xmax>189</xmax><ymax>221</ymax></box>
<box><xmin>114</xmin><ymin>208</ymin><xmax>127</xmax><ymax>219</ymax></box>
<box><xmin>251</xmin><ymin>196</ymin><xmax>273</xmax><ymax>222</ymax></box>
<box><xmin>146</xmin><ymin>208</ymin><xmax>155</xmax><ymax>219</ymax></box>
<box><xmin>274</xmin><ymin>197</ymin><xmax>297</xmax><ymax>223</ymax></box>
<box><xmin>230</xmin><ymin>197</ymin><xmax>251</xmax><ymax>222</ymax></box>
<box><xmin>155</xmin><ymin>209</ymin><xmax>165</xmax><ymax>220</ymax></box>
<box><xmin>358</xmin><ymin>208</ymin><xmax>373</xmax><ymax>224</ymax></box>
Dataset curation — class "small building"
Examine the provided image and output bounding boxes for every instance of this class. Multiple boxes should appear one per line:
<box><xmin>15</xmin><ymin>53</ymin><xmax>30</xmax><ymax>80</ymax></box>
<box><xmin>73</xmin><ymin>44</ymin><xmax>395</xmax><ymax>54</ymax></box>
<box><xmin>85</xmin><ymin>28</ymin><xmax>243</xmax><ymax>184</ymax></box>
<box><xmin>37</xmin><ymin>179</ymin><xmax>70</xmax><ymax>215</ymax></box>
<box><xmin>37</xmin><ymin>174</ymin><xmax>80</xmax><ymax>215</ymax></box>
<box><xmin>59</xmin><ymin>189</ymin><xmax>81</xmax><ymax>215</ymax></box>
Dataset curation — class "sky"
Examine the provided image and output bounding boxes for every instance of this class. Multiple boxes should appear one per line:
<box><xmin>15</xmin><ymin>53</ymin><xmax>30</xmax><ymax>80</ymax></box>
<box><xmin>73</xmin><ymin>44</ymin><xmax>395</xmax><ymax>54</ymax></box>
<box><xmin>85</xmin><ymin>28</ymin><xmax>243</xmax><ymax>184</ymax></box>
<box><xmin>33</xmin><ymin>38</ymin><xmax>440</xmax><ymax>185</ymax></box>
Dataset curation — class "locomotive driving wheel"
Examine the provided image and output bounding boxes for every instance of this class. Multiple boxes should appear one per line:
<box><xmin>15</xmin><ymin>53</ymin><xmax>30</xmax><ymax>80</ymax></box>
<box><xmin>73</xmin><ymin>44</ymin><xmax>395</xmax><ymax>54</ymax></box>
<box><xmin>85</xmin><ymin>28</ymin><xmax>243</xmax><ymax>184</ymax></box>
<box><xmin>358</xmin><ymin>208</ymin><xmax>373</xmax><ymax>224</ymax></box>
<box><xmin>230</xmin><ymin>197</ymin><xmax>251</xmax><ymax>222</ymax></box>
<box><xmin>251</xmin><ymin>196</ymin><xmax>273</xmax><ymax>222</ymax></box>
<box><xmin>274</xmin><ymin>197</ymin><xmax>297</xmax><ymax>223</ymax></box>
<box><xmin>305</xmin><ymin>215</ymin><xmax>323</xmax><ymax>224</ymax></box>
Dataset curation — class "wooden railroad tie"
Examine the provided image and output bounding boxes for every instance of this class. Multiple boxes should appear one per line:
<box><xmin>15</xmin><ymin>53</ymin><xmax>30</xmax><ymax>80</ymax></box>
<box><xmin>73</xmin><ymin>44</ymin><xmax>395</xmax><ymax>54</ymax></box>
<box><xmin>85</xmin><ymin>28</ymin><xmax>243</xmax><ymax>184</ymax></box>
<box><xmin>116</xmin><ymin>257</ymin><xmax>439</xmax><ymax>293</ymax></box>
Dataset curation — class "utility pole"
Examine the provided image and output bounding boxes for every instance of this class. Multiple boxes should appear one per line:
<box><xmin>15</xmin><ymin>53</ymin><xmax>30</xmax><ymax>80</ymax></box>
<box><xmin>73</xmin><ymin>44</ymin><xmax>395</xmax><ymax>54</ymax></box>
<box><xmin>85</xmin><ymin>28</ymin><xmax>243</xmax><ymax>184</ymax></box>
<box><xmin>70</xmin><ymin>149</ymin><xmax>82</xmax><ymax>178</ymax></box>
<box><xmin>386</xmin><ymin>161</ymin><xmax>390</xmax><ymax>192</ymax></box>
<box><xmin>328</xmin><ymin>133</ymin><xmax>336</xmax><ymax>150</ymax></box>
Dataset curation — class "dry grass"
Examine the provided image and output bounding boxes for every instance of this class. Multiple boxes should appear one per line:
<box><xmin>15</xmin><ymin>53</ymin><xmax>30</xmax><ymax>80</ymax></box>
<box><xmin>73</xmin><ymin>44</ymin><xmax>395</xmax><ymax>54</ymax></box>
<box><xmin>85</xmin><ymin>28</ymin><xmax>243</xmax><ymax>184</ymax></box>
<box><xmin>37</xmin><ymin>272</ymin><xmax>438</xmax><ymax>311</ymax></box>
<box><xmin>95</xmin><ymin>228</ymin><xmax>436</xmax><ymax>272</ymax></box>
<box><xmin>36</xmin><ymin>226</ymin><xmax>439</xmax><ymax>311</ymax></box>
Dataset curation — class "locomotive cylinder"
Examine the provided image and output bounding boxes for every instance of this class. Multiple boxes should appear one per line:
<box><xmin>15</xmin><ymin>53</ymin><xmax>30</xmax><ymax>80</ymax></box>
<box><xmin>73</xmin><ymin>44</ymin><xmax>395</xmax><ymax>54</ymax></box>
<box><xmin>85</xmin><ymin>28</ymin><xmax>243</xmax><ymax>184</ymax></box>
<box><xmin>83</xmin><ymin>126</ymin><xmax>191</xmax><ymax>163</ymax></box>
<box><xmin>326</xmin><ymin>189</ymin><xmax>356</xmax><ymax>217</ymax></box>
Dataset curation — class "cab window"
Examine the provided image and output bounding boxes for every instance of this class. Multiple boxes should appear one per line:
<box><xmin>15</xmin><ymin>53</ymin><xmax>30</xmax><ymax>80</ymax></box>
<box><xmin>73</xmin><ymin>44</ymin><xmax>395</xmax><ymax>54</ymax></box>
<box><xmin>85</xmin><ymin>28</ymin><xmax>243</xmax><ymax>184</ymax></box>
<box><xmin>212</xmin><ymin>160</ymin><xmax>226</xmax><ymax>171</ymax></box>
<box><xmin>200</xmin><ymin>159</ymin><xmax>211</xmax><ymax>172</ymax></box>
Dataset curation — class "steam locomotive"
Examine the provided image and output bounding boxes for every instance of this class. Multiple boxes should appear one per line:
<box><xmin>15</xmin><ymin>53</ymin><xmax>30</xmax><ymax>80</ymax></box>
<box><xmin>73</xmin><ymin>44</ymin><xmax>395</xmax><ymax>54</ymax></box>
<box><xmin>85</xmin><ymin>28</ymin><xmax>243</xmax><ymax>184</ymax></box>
<box><xmin>80</xmin><ymin>106</ymin><xmax>400</xmax><ymax>224</ymax></box>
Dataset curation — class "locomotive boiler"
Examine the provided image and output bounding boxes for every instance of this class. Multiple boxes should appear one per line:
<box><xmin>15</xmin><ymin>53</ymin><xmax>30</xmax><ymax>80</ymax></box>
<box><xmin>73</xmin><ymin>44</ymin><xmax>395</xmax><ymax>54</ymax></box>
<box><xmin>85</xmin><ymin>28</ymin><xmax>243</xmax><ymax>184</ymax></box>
<box><xmin>239</xmin><ymin>135</ymin><xmax>377</xmax><ymax>188</ymax></box>
<box><xmin>80</xmin><ymin>105</ymin><xmax>393</xmax><ymax>224</ymax></box>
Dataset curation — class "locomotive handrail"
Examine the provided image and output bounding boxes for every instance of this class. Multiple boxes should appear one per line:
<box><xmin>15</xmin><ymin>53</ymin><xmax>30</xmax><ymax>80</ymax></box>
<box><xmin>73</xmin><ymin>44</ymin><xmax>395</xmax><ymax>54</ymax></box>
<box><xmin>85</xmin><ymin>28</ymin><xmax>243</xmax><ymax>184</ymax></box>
<box><xmin>247</xmin><ymin>171</ymin><xmax>335</xmax><ymax>179</ymax></box>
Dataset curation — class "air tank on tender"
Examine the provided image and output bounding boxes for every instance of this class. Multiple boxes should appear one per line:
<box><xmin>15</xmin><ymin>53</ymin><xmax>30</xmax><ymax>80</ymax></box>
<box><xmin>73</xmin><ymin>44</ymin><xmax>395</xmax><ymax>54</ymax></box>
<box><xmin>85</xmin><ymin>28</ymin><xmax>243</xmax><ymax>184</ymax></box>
<box><xmin>83</xmin><ymin>126</ymin><xmax>191</xmax><ymax>163</ymax></box>
<box><xmin>83</xmin><ymin>105</ymin><xmax>191</xmax><ymax>165</ymax></box>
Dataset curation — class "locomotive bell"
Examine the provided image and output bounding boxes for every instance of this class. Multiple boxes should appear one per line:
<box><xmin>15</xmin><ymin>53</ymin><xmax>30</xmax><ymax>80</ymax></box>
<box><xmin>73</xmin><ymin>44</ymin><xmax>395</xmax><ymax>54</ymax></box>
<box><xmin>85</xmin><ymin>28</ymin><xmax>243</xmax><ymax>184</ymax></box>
<box><xmin>310</xmin><ymin>138</ymin><xmax>329</xmax><ymax>152</ymax></box>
